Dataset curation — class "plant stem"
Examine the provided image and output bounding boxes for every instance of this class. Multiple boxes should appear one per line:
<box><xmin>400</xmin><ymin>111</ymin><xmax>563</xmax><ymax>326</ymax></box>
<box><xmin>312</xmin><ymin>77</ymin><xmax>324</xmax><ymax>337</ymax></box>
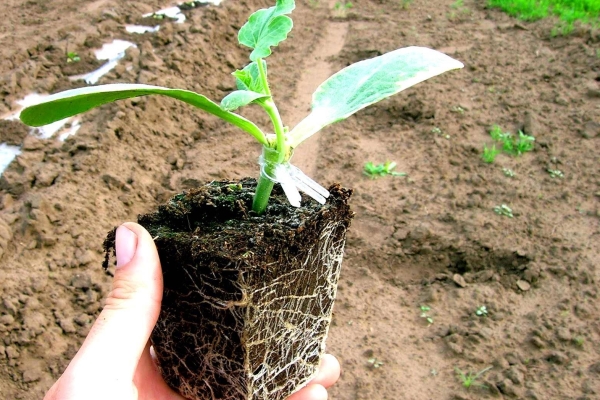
<box><xmin>251</xmin><ymin>59</ymin><xmax>290</xmax><ymax>214</ymax></box>
<box><xmin>257</xmin><ymin>58</ymin><xmax>271</xmax><ymax>96</ymax></box>
<box><xmin>252</xmin><ymin>146</ymin><xmax>278</xmax><ymax>214</ymax></box>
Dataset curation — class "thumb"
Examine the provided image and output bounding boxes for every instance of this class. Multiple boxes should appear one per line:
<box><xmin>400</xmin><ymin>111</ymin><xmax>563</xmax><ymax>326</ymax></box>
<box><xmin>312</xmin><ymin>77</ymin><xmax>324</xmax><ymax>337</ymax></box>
<box><xmin>69</xmin><ymin>222</ymin><xmax>163</xmax><ymax>379</ymax></box>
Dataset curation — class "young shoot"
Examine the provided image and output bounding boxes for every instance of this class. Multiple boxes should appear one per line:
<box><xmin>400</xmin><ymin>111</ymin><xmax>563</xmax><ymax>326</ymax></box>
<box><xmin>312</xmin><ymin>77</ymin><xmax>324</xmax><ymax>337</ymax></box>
<box><xmin>454</xmin><ymin>366</ymin><xmax>492</xmax><ymax>389</ymax></box>
<box><xmin>363</xmin><ymin>161</ymin><xmax>406</xmax><ymax>178</ymax></box>
<box><xmin>494</xmin><ymin>204</ymin><xmax>513</xmax><ymax>218</ymax></box>
<box><xmin>420</xmin><ymin>305</ymin><xmax>433</xmax><ymax>325</ymax></box>
<box><xmin>475</xmin><ymin>305</ymin><xmax>488</xmax><ymax>317</ymax></box>
<box><xmin>18</xmin><ymin>0</ymin><xmax>463</xmax><ymax>215</ymax></box>
<box><xmin>66</xmin><ymin>51</ymin><xmax>81</xmax><ymax>63</ymax></box>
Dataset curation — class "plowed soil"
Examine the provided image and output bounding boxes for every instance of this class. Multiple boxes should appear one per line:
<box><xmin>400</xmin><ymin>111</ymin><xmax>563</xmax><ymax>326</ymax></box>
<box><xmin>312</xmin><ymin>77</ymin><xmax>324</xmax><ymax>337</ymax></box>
<box><xmin>1</xmin><ymin>0</ymin><xmax>599</xmax><ymax>399</ymax></box>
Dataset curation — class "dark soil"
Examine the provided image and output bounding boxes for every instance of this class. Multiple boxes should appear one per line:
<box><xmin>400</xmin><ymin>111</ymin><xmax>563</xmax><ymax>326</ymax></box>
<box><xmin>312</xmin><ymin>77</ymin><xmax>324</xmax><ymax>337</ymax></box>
<box><xmin>0</xmin><ymin>0</ymin><xmax>599</xmax><ymax>399</ymax></box>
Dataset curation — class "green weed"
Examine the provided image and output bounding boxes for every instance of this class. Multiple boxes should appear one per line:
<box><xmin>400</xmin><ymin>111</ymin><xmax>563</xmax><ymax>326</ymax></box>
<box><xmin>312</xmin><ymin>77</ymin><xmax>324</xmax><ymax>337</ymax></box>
<box><xmin>364</xmin><ymin>161</ymin><xmax>406</xmax><ymax>178</ymax></box>
<box><xmin>475</xmin><ymin>305</ymin><xmax>488</xmax><ymax>317</ymax></box>
<box><xmin>488</xmin><ymin>0</ymin><xmax>600</xmax><ymax>34</ymax></box>
<box><xmin>482</xmin><ymin>144</ymin><xmax>500</xmax><ymax>163</ymax></box>
<box><xmin>420</xmin><ymin>305</ymin><xmax>434</xmax><ymax>325</ymax></box>
<box><xmin>494</xmin><ymin>204</ymin><xmax>514</xmax><ymax>218</ymax></box>
<box><xmin>66</xmin><ymin>51</ymin><xmax>80</xmax><ymax>63</ymax></box>
<box><xmin>502</xmin><ymin>167</ymin><xmax>515</xmax><ymax>177</ymax></box>
<box><xmin>547</xmin><ymin>169</ymin><xmax>564</xmax><ymax>178</ymax></box>
<box><xmin>487</xmin><ymin>125</ymin><xmax>535</xmax><ymax>157</ymax></box>
<box><xmin>367</xmin><ymin>357</ymin><xmax>384</xmax><ymax>368</ymax></box>
<box><xmin>334</xmin><ymin>0</ymin><xmax>353</xmax><ymax>16</ymax></box>
<box><xmin>455</xmin><ymin>366</ymin><xmax>492</xmax><ymax>389</ymax></box>
<box><xmin>399</xmin><ymin>0</ymin><xmax>413</xmax><ymax>9</ymax></box>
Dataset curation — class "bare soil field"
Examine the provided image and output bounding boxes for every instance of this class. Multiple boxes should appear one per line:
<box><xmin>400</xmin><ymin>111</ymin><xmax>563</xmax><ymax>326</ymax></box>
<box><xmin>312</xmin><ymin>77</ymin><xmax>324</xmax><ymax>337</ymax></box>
<box><xmin>0</xmin><ymin>0</ymin><xmax>598</xmax><ymax>399</ymax></box>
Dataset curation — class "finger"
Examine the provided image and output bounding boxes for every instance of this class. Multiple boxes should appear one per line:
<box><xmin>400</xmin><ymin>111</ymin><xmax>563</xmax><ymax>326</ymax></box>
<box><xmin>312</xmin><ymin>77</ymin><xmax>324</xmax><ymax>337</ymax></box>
<box><xmin>67</xmin><ymin>222</ymin><xmax>163</xmax><ymax>379</ymax></box>
<box><xmin>309</xmin><ymin>354</ymin><xmax>341</xmax><ymax>388</ymax></box>
<box><xmin>134</xmin><ymin>342</ymin><xmax>186</xmax><ymax>400</ymax></box>
<box><xmin>287</xmin><ymin>384</ymin><xmax>328</xmax><ymax>400</ymax></box>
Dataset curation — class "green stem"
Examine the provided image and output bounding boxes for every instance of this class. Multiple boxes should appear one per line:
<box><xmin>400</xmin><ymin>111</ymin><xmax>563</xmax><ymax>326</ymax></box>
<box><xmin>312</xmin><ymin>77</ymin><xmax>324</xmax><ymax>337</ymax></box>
<box><xmin>257</xmin><ymin>58</ymin><xmax>271</xmax><ymax>96</ymax></box>
<box><xmin>251</xmin><ymin>60</ymin><xmax>290</xmax><ymax>213</ymax></box>
<box><xmin>252</xmin><ymin>146</ymin><xmax>278</xmax><ymax>214</ymax></box>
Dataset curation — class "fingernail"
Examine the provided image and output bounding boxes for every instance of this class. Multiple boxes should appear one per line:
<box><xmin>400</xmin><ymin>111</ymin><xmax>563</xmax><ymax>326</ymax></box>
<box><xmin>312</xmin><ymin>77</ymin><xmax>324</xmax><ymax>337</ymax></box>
<box><xmin>116</xmin><ymin>225</ymin><xmax>138</xmax><ymax>268</ymax></box>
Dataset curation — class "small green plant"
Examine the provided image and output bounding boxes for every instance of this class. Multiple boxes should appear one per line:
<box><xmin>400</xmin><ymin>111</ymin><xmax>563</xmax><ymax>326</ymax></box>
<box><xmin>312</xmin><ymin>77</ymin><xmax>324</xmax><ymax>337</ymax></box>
<box><xmin>502</xmin><ymin>167</ymin><xmax>515</xmax><ymax>177</ymax></box>
<box><xmin>399</xmin><ymin>0</ymin><xmax>413</xmax><ymax>9</ymax></box>
<box><xmin>548</xmin><ymin>169</ymin><xmax>564</xmax><ymax>178</ymax></box>
<box><xmin>488</xmin><ymin>0</ymin><xmax>600</xmax><ymax>35</ymax></box>
<box><xmin>451</xmin><ymin>0</ymin><xmax>464</xmax><ymax>9</ymax></box>
<box><xmin>367</xmin><ymin>357</ymin><xmax>384</xmax><ymax>368</ymax></box>
<box><xmin>475</xmin><ymin>305</ymin><xmax>488</xmax><ymax>317</ymax></box>
<box><xmin>451</xmin><ymin>105</ymin><xmax>465</xmax><ymax>114</ymax></box>
<box><xmin>514</xmin><ymin>131</ymin><xmax>535</xmax><ymax>155</ymax></box>
<box><xmin>152</xmin><ymin>13</ymin><xmax>165</xmax><ymax>20</ymax></box>
<box><xmin>486</xmin><ymin>125</ymin><xmax>534</xmax><ymax>158</ymax></box>
<box><xmin>66</xmin><ymin>51</ymin><xmax>81</xmax><ymax>63</ymax></box>
<box><xmin>19</xmin><ymin>0</ymin><xmax>462</xmax><ymax>215</ymax></box>
<box><xmin>420</xmin><ymin>305</ymin><xmax>434</xmax><ymax>325</ymax></box>
<box><xmin>363</xmin><ymin>161</ymin><xmax>406</xmax><ymax>178</ymax></box>
<box><xmin>482</xmin><ymin>144</ymin><xmax>500</xmax><ymax>163</ymax></box>
<box><xmin>573</xmin><ymin>336</ymin><xmax>585</xmax><ymax>347</ymax></box>
<box><xmin>334</xmin><ymin>0</ymin><xmax>353</xmax><ymax>16</ymax></box>
<box><xmin>494</xmin><ymin>204</ymin><xmax>513</xmax><ymax>218</ymax></box>
<box><xmin>455</xmin><ymin>366</ymin><xmax>492</xmax><ymax>389</ymax></box>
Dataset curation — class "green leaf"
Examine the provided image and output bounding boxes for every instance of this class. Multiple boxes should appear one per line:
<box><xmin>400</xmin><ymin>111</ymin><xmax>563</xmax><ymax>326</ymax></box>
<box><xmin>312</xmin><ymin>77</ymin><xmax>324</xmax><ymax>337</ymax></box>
<box><xmin>288</xmin><ymin>47</ymin><xmax>464</xmax><ymax>147</ymax></box>
<box><xmin>19</xmin><ymin>84</ymin><xmax>267</xmax><ymax>145</ymax></box>
<box><xmin>238</xmin><ymin>0</ymin><xmax>295</xmax><ymax>61</ymax></box>
<box><xmin>233</xmin><ymin>61</ymin><xmax>268</xmax><ymax>93</ymax></box>
<box><xmin>221</xmin><ymin>90</ymin><xmax>269</xmax><ymax>111</ymax></box>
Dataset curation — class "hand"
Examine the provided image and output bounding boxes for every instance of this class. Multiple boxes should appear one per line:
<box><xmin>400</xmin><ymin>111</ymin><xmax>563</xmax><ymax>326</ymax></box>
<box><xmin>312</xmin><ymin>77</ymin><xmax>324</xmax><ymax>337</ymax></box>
<box><xmin>45</xmin><ymin>223</ymin><xmax>340</xmax><ymax>400</ymax></box>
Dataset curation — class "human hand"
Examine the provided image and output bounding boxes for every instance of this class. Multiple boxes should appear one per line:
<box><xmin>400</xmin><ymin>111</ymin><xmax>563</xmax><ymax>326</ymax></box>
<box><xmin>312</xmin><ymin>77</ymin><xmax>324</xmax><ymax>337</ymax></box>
<box><xmin>45</xmin><ymin>222</ymin><xmax>340</xmax><ymax>400</ymax></box>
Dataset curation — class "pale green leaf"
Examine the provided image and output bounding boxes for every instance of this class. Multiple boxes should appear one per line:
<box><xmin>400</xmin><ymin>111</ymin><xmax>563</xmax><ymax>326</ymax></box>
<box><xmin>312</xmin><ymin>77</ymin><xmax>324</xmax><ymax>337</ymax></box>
<box><xmin>288</xmin><ymin>47</ymin><xmax>464</xmax><ymax>147</ymax></box>
<box><xmin>238</xmin><ymin>0</ymin><xmax>295</xmax><ymax>61</ymax></box>
<box><xmin>233</xmin><ymin>61</ymin><xmax>268</xmax><ymax>93</ymax></box>
<box><xmin>19</xmin><ymin>83</ymin><xmax>267</xmax><ymax>145</ymax></box>
<box><xmin>221</xmin><ymin>90</ymin><xmax>269</xmax><ymax>111</ymax></box>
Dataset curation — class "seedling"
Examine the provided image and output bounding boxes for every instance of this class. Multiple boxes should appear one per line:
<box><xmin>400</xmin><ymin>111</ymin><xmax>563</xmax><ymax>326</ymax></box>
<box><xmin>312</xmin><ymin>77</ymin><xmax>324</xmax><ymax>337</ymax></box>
<box><xmin>547</xmin><ymin>169</ymin><xmax>564</xmax><ymax>178</ymax></box>
<box><xmin>334</xmin><ymin>1</ymin><xmax>353</xmax><ymax>11</ymax></box>
<box><xmin>18</xmin><ymin>0</ymin><xmax>462</xmax><ymax>215</ymax></box>
<box><xmin>399</xmin><ymin>0</ymin><xmax>413</xmax><ymax>10</ymax></box>
<box><xmin>502</xmin><ymin>167</ymin><xmax>515</xmax><ymax>177</ymax></box>
<box><xmin>489</xmin><ymin>125</ymin><xmax>535</xmax><ymax>156</ymax></box>
<box><xmin>420</xmin><ymin>305</ymin><xmax>434</xmax><ymax>325</ymax></box>
<box><xmin>66</xmin><ymin>51</ymin><xmax>81</xmax><ymax>63</ymax></box>
<box><xmin>363</xmin><ymin>161</ymin><xmax>406</xmax><ymax>178</ymax></box>
<box><xmin>481</xmin><ymin>144</ymin><xmax>499</xmax><ymax>163</ymax></box>
<box><xmin>475</xmin><ymin>305</ymin><xmax>488</xmax><ymax>317</ymax></box>
<box><xmin>573</xmin><ymin>336</ymin><xmax>585</xmax><ymax>347</ymax></box>
<box><xmin>367</xmin><ymin>357</ymin><xmax>384</xmax><ymax>369</ymax></box>
<box><xmin>454</xmin><ymin>366</ymin><xmax>492</xmax><ymax>389</ymax></box>
<box><xmin>494</xmin><ymin>204</ymin><xmax>513</xmax><ymax>218</ymax></box>
<box><xmin>514</xmin><ymin>131</ymin><xmax>535</xmax><ymax>155</ymax></box>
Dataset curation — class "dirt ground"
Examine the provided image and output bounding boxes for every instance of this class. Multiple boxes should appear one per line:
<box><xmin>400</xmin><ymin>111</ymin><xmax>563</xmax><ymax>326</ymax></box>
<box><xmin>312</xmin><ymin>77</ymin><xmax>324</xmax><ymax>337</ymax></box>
<box><xmin>0</xmin><ymin>0</ymin><xmax>599</xmax><ymax>399</ymax></box>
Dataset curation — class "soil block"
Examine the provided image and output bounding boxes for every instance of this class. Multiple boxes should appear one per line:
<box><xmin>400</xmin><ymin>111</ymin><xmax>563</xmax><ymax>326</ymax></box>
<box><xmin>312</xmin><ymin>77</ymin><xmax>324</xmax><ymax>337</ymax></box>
<box><xmin>104</xmin><ymin>178</ymin><xmax>353</xmax><ymax>400</ymax></box>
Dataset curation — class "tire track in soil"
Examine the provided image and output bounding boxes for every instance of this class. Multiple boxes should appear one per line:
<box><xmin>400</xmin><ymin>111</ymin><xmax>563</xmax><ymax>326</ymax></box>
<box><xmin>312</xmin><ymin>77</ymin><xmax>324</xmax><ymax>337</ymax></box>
<box><xmin>285</xmin><ymin>10</ymin><xmax>348</xmax><ymax>178</ymax></box>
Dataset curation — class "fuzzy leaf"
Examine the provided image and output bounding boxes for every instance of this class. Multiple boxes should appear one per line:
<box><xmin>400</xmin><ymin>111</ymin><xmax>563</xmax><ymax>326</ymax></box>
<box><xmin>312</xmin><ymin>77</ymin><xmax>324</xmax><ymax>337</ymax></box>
<box><xmin>19</xmin><ymin>83</ymin><xmax>267</xmax><ymax>145</ymax></box>
<box><xmin>233</xmin><ymin>61</ymin><xmax>268</xmax><ymax>93</ymax></box>
<box><xmin>238</xmin><ymin>0</ymin><xmax>295</xmax><ymax>61</ymax></box>
<box><xmin>221</xmin><ymin>90</ymin><xmax>269</xmax><ymax>111</ymax></box>
<box><xmin>289</xmin><ymin>47</ymin><xmax>464</xmax><ymax>147</ymax></box>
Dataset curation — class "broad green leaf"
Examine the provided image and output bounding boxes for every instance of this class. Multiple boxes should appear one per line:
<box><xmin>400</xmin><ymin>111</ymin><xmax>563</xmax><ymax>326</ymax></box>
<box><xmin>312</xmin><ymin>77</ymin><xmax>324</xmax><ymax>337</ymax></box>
<box><xmin>288</xmin><ymin>47</ymin><xmax>464</xmax><ymax>147</ymax></box>
<box><xmin>221</xmin><ymin>90</ymin><xmax>269</xmax><ymax>111</ymax></box>
<box><xmin>238</xmin><ymin>0</ymin><xmax>295</xmax><ymax>61</ymax></box>
<box><xmin>233</xmin><ymin>61</ymin><xmax>268</xmax><ymax>93</ymax></box>
<box><xmin>19</xmin><ymin>84</ymin><xmax>267</xmax><ymax>145</ymax></box>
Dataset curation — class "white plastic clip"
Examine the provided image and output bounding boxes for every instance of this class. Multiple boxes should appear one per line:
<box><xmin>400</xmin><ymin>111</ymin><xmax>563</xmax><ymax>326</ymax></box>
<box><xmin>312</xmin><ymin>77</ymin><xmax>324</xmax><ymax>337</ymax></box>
<box><xmin>259</xmin><ymin>154</ymin><xmax>330</xmax><ymax>208</ymax></box>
